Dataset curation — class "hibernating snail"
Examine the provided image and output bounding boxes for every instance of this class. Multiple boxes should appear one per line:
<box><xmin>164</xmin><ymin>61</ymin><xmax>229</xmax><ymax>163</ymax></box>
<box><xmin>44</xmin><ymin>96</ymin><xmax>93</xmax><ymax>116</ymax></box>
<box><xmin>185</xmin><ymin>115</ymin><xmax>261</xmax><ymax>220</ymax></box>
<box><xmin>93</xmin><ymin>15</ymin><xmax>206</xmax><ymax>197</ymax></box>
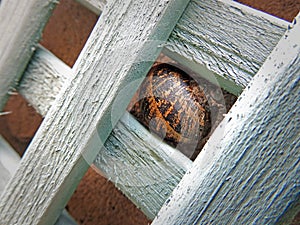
<box><xmin>128</xmin><ymin>63</ymin><xmax>212</xmax><ymax>159</ymax></box>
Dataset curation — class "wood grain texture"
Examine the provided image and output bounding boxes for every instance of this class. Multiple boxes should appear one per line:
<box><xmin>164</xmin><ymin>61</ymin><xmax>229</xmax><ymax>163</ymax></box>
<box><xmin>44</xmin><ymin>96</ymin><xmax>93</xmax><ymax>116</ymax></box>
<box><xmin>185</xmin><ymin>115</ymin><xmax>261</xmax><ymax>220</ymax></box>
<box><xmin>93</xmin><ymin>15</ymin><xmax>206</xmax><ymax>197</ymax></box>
<box><xmin>19</xmin><ymin>45</ymin><xmax>191</xmax><ymax>219</ymax></box>
<box><xmin>0</xmin><ymin>0</ymin><xmax>190</xmax><ymax>224</ymax></box>
<box><xmin>19</xmin><ymin>49</ymin><xmax>192</xmax><ymax>219</ymax></box>
<box><xmin>19</xmin><ymin>46</ymin><xmax>72</xmax><ymax>116</ymax></box>
<box><xmin>0</xmin><ymin>136</ymin><xmax>76</xmax><ymax>225</ymax></box>
<box><xmin>152</xmin><ymin>14</ymin><xmax>300</xmax><ymax>225</ymax></box>
<box><xmin>166</xmin><ymin>0</ymin><xmax>288</xmax><ymax>92</ymax></box>
<box><xmin>76</xmin><ymin>0</ymin><xmax>106</xmax><ymax>14</ymax></box>
<box><xmin>0</xmin><ymin>0</ymin><xmax>57</xmax><ymax>110</ymax></box>
<box><xmin>0</xmin><ymin>136</ymin><xmax>20</xmax><ymax>193</ymax></box>
<box><xmin>78</xmin><ymin>0</ymin><xmax>288</xmax><ymax>94</ymax></box>
<box><xmin>94</xmin><ymin>112</ymin><xmax>192</xmax><ymax>219</ymax></box>
<box><xmin>17</xmin><ymin>1</ymin><xmax>292</xmax><ymax>219</ymax></box>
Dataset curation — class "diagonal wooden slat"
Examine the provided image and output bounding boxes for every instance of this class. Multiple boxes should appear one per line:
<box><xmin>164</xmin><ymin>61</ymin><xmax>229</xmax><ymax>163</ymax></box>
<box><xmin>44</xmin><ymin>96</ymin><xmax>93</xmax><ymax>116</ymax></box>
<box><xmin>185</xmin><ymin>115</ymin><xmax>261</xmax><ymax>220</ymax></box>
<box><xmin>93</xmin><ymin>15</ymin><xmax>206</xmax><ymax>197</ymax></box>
<box><xmin>152</xmin><ymin>13</ymin><xmax>300</xmax><ymax>225</ymax></box>
<box><xmin>77</xmin><ymin>0</ymin><xmax>288</xmax><ymax>95</ymax></box>
<box><xmin>0</xmin><ymin>0</ymin><xmax>190</xmax><ymax>224</ymax></box>
<box><xmin>0</xmin><ymin>135</ymin><xmax>77</xmax><ymax>225</ymax></box>
<box><xmin>18</xmin><ymin>0</ymin><xmax>291</xmax><ymax>219</ymax></box>
<box><xmin>94</xmin><ymin>112</ymin><xmax>192</xmax><ymax>218</ymax></box>
<box><xmin>19</xmin><ymin>45</ymin><xmax>192</xmax><ymax>219</ymax></box>
<box><xmin>165</xmin><ymin>0</ymin><xmax>288</xmax><ymax>94</ymax></box>
<box><xmin>19</xmin><ymin>45</ymin><xmax>73</xmax><ymax>116</ymax></box>
<box><xmin>0</xmin><ymin>0</ymin><xmax>58</xmax><ymax>110</ymax></box>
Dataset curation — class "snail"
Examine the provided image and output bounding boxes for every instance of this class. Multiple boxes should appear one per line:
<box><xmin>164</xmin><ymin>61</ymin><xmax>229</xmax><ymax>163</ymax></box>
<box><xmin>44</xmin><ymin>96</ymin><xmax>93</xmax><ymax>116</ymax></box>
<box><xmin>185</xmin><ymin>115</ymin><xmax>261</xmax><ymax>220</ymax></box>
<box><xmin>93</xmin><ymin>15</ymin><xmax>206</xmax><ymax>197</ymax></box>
<box><xmin>128</xmin><ymin>63</ymin><xmax>212</xmax><ymax>159</ymax></box>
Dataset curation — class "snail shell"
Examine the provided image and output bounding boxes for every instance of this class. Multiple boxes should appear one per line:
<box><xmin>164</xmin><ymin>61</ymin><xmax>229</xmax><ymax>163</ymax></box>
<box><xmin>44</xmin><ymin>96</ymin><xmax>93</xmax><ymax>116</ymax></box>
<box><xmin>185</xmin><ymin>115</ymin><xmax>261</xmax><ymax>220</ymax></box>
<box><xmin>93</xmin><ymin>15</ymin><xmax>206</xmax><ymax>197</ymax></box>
<box><xmin>129</xmin><ymin>63</ymin><xmax>211</xmax><ymax>159</ymax></box>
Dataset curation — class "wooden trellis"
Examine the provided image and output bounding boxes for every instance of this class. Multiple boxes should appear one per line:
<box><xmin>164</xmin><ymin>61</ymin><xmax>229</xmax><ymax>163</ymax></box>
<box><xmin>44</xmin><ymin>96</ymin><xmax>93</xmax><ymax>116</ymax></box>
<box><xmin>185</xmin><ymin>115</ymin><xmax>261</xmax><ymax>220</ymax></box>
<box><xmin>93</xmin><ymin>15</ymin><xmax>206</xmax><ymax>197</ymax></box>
<box><xmin>0</xmin><ymin>0</ymin><xmax>299</xmax><ymax>224</ymax></box>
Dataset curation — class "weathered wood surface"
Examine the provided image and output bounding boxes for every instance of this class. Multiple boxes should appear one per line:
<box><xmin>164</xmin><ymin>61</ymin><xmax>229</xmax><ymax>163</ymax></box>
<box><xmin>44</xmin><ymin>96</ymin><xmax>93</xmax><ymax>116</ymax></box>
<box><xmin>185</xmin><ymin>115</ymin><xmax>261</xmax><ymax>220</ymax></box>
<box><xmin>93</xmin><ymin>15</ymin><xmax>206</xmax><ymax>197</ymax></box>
<box><xmin>76</xmin><ymin>0</ymin><xmax>106</xmax><ymax>15</ymax></box>
<box><xmin>0</xmin><ymin>0</ymin><xmax>57</xmax><ymax>110</ymax></box>
<box><xmin>94</xmin><ymin>112</ymin><xmax>192</xmax><ymax>218</ymax></box>
<box><xmin>20</xmin><ymin>46</ymin><xmax>192</xmax><ymax>219</ymax></box>
<box><xmin>79</xmin><ymin>0</ymin><xmax>288</xmax><ymax>94</ymax></box>
<box><xmin>0</xmin><ymin>136</ymin><xmax>77</xmax><ymax>225</ymax></box>
<box><xmin>152</xmin><ymin>14</ymin><xmax>300</xmax><ymax>225</ymax></box>
<box><xmin>19</xmin><ymin>45</ymin><xmax>72</xmax><ymax>116</ymax></box>
<box><xmin>17</xmin><ymin>0</ymin><xmax>291</xmax><ymax>219</ymax></box>
<box><xmin>0</xmin><ymin>0</ymin><xmax>189</xmax><ymax>224</ymax></box>
<box><xmin>166</xmin><ymin>0</ymin><xmax>288</xmax><ymax>93</ymax></box>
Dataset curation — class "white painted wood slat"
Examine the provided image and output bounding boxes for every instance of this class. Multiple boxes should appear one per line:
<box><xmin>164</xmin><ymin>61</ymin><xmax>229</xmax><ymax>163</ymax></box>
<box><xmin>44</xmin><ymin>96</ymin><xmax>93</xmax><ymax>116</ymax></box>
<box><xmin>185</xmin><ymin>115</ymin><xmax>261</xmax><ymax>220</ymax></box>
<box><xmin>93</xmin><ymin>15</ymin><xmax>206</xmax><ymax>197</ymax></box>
<box><xmin>94</xmin><ymin>112</ymin><xmax>192</xmax><ymax>218</ymax></box>
<box><xmin>0</xmin><ymin>0</ymin><xmax>190</xmax><ymax>224</ymax></box>
<box><xmin>5</xmin><ymin>0</ymin><xmax>295</xmax><ymax>221</ymax></box>
<box><xmin>0</xmin><ymin>136</ymin><xmax>20</xmax><ymax>193</ymax></box>
<box><xmin>19</xmin><ymin>45</ymin><xmax>73</xmax><ymax>116</ymax></box>
<box><xmin>166</xmin><ymin>0</ymin><xmax>288</xmax><ymax>93</ymax></box>
<box><xmin>152</xmin><ymin>13</ymin><xmax>300</xmax><ymax>225</ymax></box>
<box><xmin>0</xmin><ymin>0</ymin><xmax>58</xmax><ymax>110</ymax></box>
<box><xmin>0</xmin><ymin>136</ymin><xmax>77</xmax><ymax>225</ymax></box>
<box><xmin>19</xmin><ymin>45</ymin><xmax>192</xmax><ymax>219</ymax></box>
<box><xmin>76</xmin><ymin>0</ymin><xmax>106</xmax><ymax>15</ymax></box>
<box><xmin>17</xmin><ymin>0</ymin><xmax>292</xmax><ymax>219</ymax></box>
<box><xmin>76</xmin><ymin>0</ymin><xmax>288</xmax><ymax>94</ymax></box>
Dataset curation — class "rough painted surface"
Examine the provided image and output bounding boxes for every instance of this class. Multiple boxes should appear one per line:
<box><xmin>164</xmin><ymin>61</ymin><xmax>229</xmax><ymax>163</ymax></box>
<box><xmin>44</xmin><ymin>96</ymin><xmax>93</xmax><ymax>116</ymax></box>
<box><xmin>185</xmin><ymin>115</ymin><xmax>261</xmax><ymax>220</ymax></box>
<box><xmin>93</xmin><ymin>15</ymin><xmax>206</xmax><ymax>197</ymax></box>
<box><xmin>152</xmin><ymin>14</ymin><xmax>300</xmax><ymax>225</ymax></box>
<box><xmin>76</xmin><ymin>0</ymin><xmax>107</xmax><ymax>14</ymax></box>
<box><xmin>16</xmin><ymin>0</ymin><xmax>293</xmax><ymax>220</ymax></box>
<box><xmin>3</xmin><ymin>1</ymin><xmax>150</xmax><ymax>224</ymax></box>
<box><xmin>94</xmin><ymin>112</ymin><xmax>192</xmax><ymax>219</ymax></box>
<box><xmin>0</xmin><ymin>136</ymin><xmax>77</xmax><ymax>225</ymax></box>
<box><xmin>0</xmin><ymin>0</ymin><xmax>189</xmax><ymax>224</ymax></box>
<box><xmin>77</xmin><ymin>0</ymin><xmax>288</xmax><ymax>94</ymax></box>
<box><xmin>0</xmin><ymin>136</ymin><xmax>20</xmax><ymax>193</ymax></box>
<box><xmin>21</xmin><ymin>53</ymin><xmax>192</xmax><ymax>218</ymax></box>
<box><xmin>166</xmin><ymin>0</ymin><xmax>288</xmax><ymax>90</ymax></box>
<box><xmin>1</xmin><ymin>0</ymin><xmax>297</xmax><ymax>224</ymax></box>
<box><xmin>19</xmin><ymin>46</ymin><xmax>72</xmax><ymax>116</ymax></box>
<box><xmin>0</xmin><ymin>0</ymin><xmax>57</xmax><ymax>110</ymax></box>
<box><xmin>18</xmin><ymin>42</ymin><xmax>191</xmax><ymax>220</ymax></box>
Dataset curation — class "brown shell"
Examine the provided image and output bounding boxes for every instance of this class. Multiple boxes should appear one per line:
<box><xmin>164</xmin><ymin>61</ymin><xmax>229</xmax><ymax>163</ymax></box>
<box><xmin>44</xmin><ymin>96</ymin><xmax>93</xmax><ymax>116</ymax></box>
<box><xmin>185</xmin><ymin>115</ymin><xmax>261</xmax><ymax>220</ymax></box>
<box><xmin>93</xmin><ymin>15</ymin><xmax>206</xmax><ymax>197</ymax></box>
<box><xmin>128</xmin><ymin>63</ymin><xmax>211</xmax><ymax>159</ymax></box>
